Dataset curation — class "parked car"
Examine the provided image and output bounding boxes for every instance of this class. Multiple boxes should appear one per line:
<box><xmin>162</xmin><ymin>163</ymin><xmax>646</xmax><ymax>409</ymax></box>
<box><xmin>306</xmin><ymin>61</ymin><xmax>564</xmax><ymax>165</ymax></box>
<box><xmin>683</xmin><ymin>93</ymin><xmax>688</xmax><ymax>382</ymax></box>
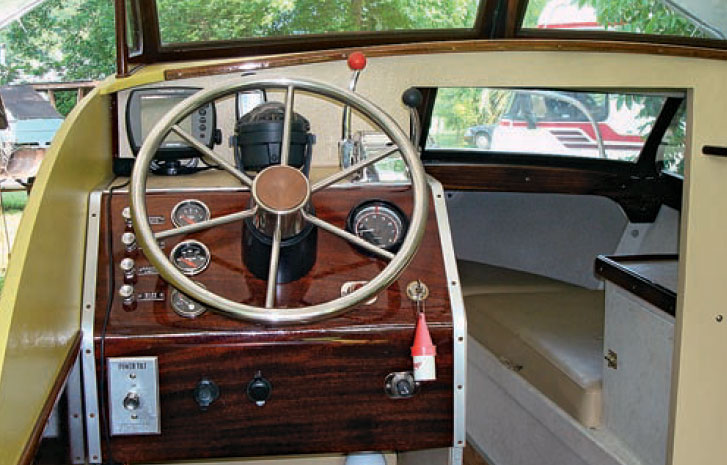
<box><xmin>463</xmin><ymin>124</ymin><xmax>494</xmax><ymax>149</ymax></box>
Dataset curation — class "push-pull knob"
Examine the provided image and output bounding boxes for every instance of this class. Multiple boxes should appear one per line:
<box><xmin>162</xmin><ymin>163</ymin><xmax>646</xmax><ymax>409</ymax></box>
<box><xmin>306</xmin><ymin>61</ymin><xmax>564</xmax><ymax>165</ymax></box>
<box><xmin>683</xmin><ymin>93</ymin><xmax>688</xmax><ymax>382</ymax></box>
<box><xmin>122</xmin><ymin>206</ymin><xmax>133</xmax><ymax>228</ymax></box>
<box><xmin>123</xmin><ymin>392</ymin><xmax>140</xmax><ymax>410</ymax></box>
<box><xmin>121</xmin><ymin>232</ymin><xmax>137</xmax><ymax>253</ymax></box>
<box><xmin>119</xmin><ymin>284</ymin><xmax>136</xmax><ymax>310</ymax></box>
<box><xmin>120</xmin><ymin>258</ymin><xmax>136</xmax><ymax>283</ymax></box>
<box><xmin>247</xmin><ymin>371</ymin><xmax>272</xmax><ymax>407</ymax></box>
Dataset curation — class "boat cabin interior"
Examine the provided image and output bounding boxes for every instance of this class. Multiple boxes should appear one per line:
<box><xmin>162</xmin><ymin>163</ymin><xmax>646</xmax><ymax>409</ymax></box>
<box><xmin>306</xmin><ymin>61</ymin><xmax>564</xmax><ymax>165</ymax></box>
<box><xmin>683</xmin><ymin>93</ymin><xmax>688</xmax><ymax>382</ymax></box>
<box><xmin>1</xmin><ymin>1</ymin><xmax>726</xmax><ymax>465</ymax></box>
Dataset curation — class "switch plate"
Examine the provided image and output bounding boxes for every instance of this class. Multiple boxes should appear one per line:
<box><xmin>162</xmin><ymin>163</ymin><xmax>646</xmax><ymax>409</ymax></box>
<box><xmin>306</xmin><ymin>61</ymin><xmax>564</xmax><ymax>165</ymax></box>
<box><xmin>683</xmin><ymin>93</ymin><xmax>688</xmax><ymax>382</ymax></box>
<box><xmin>107</xmin><ymin>356</ymin><xmax>160</xmax><ymax>435</ymax></box>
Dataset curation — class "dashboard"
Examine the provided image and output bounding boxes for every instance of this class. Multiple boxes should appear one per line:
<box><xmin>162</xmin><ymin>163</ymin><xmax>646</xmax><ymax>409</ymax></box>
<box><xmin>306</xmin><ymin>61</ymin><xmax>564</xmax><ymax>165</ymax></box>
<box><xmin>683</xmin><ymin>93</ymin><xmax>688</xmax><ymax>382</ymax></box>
<box><xmin>89</xmin><ymin>179</ymin><xmax>463</xmax><ymax>462</ymax></box>
<box><xmin>79</xmin><ymin>64</ymin><xmax>466</xmax><ymax>463</ymax></box>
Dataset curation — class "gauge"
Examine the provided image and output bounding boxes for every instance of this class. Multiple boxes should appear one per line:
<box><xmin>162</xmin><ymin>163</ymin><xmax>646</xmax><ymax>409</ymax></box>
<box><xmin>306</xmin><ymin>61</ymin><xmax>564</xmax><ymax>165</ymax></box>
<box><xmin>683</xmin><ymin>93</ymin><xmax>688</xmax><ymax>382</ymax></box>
<box><xmin>171</xmin><ymin>199</ymin><xmax>210</xmax><ymax>227</ymax></box>
<box><xmin>170</xmin><ymin>285</ymin><xmax>206</xmax><ymax>318</ymax></box>
<box><xmin>170</xmin><ymin>240</ymin><xmax>211</xmax><ymax>275</ymax></box>
<box><xmin>345</xmin><ymin>200</ymin><xmax>408</xmax><ymax>253</ymax></box>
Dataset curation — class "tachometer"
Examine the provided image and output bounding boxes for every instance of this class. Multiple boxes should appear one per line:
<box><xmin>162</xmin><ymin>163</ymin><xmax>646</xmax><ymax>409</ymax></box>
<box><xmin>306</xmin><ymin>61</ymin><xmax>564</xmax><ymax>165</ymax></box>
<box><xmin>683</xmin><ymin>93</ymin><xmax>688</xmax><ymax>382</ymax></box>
<box><xmin>170</xmin><ymin>240</ymin><xmax>211</xmax><ymax>275</ymax></box>
<box><xmin>346</xmin><ymin>200</ymin><xmax>408</xmax><ymax>253</ymax></box>
<box><xmin>171</xmin><ymin>199</ymin><xmax>210</xmax><ymax>227</ymax></box>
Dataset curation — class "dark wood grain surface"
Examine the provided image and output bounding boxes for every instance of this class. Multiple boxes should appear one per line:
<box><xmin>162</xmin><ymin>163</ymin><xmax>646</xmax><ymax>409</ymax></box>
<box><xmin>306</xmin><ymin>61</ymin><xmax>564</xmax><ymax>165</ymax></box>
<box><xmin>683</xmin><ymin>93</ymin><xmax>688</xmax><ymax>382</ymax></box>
<box><xmin>595</xmin><ymin>254</ymin><xmax>678</xmax><ymax>316</ymax></box>
<box><xmin>425</xmin><ymin>163</ymin><xmax>675</xmax><ymax>222</ymax></box>
<box><xmin>94</xmin><ymin>185</ymin><xmax>455</xmax><ymax>462</ymax></box>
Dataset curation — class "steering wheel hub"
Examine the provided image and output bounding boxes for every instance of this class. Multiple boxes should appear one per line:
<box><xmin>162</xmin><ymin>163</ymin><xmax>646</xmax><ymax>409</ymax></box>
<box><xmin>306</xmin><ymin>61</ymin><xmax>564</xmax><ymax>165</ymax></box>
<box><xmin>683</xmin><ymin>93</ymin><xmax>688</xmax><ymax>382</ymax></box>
<box><xmin>252</xmin><ymin>165</ymin><xmax>310</xmax><ymax>214</ymax></box>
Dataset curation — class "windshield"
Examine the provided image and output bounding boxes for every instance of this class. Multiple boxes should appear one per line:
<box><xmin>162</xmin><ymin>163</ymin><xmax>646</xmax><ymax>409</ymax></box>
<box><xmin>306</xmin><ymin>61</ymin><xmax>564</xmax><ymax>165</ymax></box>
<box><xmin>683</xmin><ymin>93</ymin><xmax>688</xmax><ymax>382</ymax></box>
<box><xmin>156</xmin><ymin>0</ymin><xmax>480</xmax><ymax>45</ymax></box>
<box><xmin>521</xmin><ymin>0</ymin><xmax>725</xmax><ymax>40</ymax></box>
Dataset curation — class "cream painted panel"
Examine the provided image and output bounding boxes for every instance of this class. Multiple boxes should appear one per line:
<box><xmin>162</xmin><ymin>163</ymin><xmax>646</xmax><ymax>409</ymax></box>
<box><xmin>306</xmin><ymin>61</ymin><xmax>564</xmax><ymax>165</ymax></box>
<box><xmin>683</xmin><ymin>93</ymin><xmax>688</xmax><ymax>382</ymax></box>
<box><xmin>0</xmin><ymin>89</ymin><xmax>112</xmax><ymax>463</ymax></box>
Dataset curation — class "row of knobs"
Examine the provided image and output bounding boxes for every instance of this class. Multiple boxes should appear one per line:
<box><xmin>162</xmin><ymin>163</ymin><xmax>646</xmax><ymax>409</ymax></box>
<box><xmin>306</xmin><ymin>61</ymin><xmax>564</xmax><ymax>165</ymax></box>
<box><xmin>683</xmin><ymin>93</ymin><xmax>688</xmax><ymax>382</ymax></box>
<box><xmin>119</xmin><ymin>207</ymin><xmax>138</xmax><ymax>309</ymax></box>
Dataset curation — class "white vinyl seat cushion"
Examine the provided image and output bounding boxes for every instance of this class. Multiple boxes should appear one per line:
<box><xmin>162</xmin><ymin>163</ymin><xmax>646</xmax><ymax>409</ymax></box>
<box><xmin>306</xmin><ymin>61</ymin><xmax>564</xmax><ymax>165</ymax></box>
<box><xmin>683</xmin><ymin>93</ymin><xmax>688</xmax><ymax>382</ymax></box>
<box><xmin>459</xmin><ymin>260</ymin><xmax>605</xmax><ymax>428</ymax></box>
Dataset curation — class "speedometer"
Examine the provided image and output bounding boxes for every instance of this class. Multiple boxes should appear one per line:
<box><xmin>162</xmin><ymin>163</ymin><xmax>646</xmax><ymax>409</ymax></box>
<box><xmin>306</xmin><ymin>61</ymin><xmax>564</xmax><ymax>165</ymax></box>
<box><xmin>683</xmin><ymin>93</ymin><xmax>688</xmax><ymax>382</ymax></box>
<box><xmin>170</xmin><ymin>240</ymin><xmax>211</xmax><ymax>275</ymax></box>
<box><xmin>346</xmin><ymin>200</ymin><xmax>408</xmax><ymax>253</ymax></box>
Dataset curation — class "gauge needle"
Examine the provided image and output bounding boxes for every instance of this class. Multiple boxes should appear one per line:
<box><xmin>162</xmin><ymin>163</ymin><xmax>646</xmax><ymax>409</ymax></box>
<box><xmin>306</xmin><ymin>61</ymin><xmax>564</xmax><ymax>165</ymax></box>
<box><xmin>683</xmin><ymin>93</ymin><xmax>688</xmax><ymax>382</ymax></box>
<box><xmin>180</xmin><ymin>257</ymin><xmax>197</xmax><ymax>268</ymax></box>
<box><xmin>181</xmin><ymin>215</ymin><xmax>196</xmax><ymax>225</ymax></box>
<box><xmin>362</xmin><ymin>231</ymin><xmax>382</xmax><ymax>245</ymax></box>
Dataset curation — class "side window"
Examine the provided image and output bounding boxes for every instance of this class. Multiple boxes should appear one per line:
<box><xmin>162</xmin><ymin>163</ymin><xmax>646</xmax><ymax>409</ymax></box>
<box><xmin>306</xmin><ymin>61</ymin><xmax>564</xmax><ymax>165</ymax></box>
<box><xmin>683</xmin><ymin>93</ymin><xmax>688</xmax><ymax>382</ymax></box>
<box><xmin>126</xmin><ymin>0</ymin><xmax>142</xmax><ymax>55</ymax></box>
<box><xmin>426</xmin><ymin>88</ymin><xmax>671</xmax><ymax>163</ymax></box>
<box><xmin>658</xmin><ymin>102</ymin><xmax>687</xmax><ymax>176</ymax></box>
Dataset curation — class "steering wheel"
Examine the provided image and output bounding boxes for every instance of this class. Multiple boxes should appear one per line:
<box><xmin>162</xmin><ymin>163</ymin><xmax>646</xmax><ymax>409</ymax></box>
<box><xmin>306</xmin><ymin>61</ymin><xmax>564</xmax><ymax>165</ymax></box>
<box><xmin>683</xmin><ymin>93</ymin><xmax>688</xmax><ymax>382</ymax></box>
<box><xmin>129</xmin><ymin>76</ymin><xmax>428</xmax><ymax>325</ymax></box>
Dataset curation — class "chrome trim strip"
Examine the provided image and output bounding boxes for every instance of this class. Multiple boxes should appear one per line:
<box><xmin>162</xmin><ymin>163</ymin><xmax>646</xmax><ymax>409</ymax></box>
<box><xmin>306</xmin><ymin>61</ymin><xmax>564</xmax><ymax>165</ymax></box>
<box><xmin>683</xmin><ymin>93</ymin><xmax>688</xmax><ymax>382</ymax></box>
<box><xmin>106</xmin><ymin>180</ymin><xmax>411</xmax><ymax>194</ymax></box>
<box><xmin>67</xmin><ymin>355</ymin><xmax>86</xmax><ymax>464</ymax></box>
<box><xmin>81</xmin><ymin>190</ymin><xmax>103</xmax><ymax>462</ymax></box>
<box><xmin>429</xmin><ymin>176</ymin><xmax>466</xmax><ymax>454</ymax></box>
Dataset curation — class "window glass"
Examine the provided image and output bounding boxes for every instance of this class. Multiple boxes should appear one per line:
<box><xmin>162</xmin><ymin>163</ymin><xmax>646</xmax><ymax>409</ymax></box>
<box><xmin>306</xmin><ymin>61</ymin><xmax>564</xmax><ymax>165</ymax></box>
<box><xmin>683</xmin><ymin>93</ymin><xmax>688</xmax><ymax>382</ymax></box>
<box><xmin>126</xmin><ymin>0</ymin><xmax>142</xmax><ymax>54</ymax></box>
<box><xmin>522</xmin><ymin>0</ymin><xmax>719</xmax><ymax>39</ymax></box>
<box><xmin>658</xmin><ymin>101</ymin><xmax>687</xmax><ymax>176</ymax></box>
<box><xmin>155</xmin><ymin>0</ymin><xmax>480</xmax><ymax>45</ymax></box>
<box><xmin>426</xmin><ymin>88</ymin><xmax>669</xmax><ymax>162</ymax></box>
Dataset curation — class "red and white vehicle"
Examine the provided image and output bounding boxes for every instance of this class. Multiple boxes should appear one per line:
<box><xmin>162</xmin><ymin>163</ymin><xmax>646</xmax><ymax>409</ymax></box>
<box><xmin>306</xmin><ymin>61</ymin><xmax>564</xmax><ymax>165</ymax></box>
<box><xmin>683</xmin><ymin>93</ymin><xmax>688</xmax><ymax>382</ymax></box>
<box><xmin>490</xmin><ymin>89</ymin><xmax>649</xmax><ymax>160</ymax></box>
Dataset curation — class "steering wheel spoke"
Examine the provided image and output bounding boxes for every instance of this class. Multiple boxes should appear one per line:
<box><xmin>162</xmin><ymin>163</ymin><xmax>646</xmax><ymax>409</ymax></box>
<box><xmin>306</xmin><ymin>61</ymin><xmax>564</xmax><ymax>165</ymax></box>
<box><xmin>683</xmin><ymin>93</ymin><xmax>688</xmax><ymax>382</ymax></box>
<box><xmin>170</xmin><ymin>124</ymin><xmax>254</xmax><ymax>187</ymax></box>
<box><xmin>154</xmin><ymin>207</ymin><xmax>257</xmax><ymax>240</ymax></box>
<box><xmin>265</xmin><ymin>217</ymin><xmax>283</xmax><ymax>308</ymax></box>
<box><xmin>301</xmin><ymin>210</ymin><xmax>394</xmax><ymax>261</ymax></box>
<box><xmin>279</xmin><ymin>85</ymin><xmax>296</xmax><ymax>166</ymax></box>
<box><xmin>311</xmin><ymin>145</ymin><xmax>399</xmax><ymax>193</ymax></box>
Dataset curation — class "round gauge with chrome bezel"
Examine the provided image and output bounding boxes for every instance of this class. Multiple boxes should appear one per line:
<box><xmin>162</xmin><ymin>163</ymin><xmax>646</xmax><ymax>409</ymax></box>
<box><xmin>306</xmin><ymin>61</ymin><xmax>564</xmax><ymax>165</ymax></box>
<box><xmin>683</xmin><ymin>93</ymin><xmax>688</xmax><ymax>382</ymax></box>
<box><xmin>171</xmin><ymin>199</ymin><xmax>210</xmax><ymax>227</ymax></box>
<box><xmin>170</xmin><ymin>239</ymin><xmax>211</xmax><ymax>275</ymax></box>
<box><xmin>170</xmin><ymin>283</ymin><xmax>207</xmax><ymax>318</ymax></box>
<box><xmin>345</xmin><ymin>200</ymin><xmax>408</xmax><ymax>253</ymax></box>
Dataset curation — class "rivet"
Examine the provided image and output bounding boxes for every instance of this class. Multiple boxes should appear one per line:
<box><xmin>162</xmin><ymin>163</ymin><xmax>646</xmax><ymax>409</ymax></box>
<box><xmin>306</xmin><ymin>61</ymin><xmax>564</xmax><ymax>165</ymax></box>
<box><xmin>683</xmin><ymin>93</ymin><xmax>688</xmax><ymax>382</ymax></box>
<box><xmin>717</xmin><ymin>315</ymin><xmax>723</xmax><ymax>323</ymax></box>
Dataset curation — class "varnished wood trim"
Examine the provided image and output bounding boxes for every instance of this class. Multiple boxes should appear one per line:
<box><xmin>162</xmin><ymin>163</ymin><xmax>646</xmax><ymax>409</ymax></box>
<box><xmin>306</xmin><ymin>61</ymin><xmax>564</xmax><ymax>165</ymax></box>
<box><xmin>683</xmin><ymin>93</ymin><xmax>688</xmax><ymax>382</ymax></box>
<box><xmin>164</xmin><ymin>39</ymin><xmax>727</xmax><ymax>81</ymax></box>
<box><xmin>18</xmin><ymin>332</ymin><xmax>81</xmax><ymax>465</ymax></box>
<box><xmin>114</xmin><ymin>0</ymin><xmax>128</xmax><ymax>77</ymax></box>
<box><xmin>595</xmin><ymin>255</ymin><xmax>678</xmax><ymax>316</ymax></box>
<box><xmin>424</xmin><ymin>162</ymin><xmax>678</xmax><ymax>222</ymax></box>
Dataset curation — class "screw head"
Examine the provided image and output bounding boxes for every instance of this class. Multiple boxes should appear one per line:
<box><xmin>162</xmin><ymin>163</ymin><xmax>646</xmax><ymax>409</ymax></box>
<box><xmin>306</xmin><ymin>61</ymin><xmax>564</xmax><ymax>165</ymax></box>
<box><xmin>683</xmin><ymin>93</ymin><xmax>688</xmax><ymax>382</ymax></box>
<box><xmin>716</xmin><ymin>315</ymin><xmax>723</xmax><ymax>323</ymax></box>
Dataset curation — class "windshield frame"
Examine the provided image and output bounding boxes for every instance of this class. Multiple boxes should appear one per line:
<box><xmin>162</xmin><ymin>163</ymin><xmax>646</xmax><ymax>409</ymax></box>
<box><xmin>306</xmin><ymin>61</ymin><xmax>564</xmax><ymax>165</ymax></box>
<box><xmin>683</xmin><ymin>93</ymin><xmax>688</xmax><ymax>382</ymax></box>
<box><xmin>116</xmin><ymin>0</ymin><xmax>727</xmax><ymax>76</ymax></box>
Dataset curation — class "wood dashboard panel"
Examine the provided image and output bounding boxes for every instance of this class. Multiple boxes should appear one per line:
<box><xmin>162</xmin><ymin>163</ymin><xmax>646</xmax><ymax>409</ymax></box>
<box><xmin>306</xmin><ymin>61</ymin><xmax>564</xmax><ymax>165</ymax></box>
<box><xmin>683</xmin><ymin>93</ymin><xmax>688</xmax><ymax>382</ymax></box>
<box><xmin>94</xmin><ymin>185</ymin><xmax>455</xmax><ymax>462</ymax></box>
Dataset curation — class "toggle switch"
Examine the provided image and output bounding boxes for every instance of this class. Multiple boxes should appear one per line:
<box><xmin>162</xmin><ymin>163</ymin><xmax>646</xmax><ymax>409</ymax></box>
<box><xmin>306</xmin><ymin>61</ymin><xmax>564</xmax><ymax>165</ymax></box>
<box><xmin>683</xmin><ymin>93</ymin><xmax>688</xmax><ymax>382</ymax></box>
<box><xmin>385</xmin><ymin>372</ymin><xmax>418</xmax><ymax>399</ymax></box>
<box><xmin>108</xmin><ymin>356</ymin><xmax>160</xmax><ymax>435</ymax></box>
<box><xmin>123</xmin><ymin>392</ymin><xmax>140</xmax><ymax>410</ymax></box>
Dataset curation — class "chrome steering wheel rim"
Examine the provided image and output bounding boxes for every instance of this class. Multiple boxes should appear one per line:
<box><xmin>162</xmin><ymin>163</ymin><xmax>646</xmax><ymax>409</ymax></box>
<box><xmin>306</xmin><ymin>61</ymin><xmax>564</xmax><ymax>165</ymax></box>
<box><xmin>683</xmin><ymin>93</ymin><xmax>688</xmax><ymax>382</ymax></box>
<box><xmin>130</xmin><ymin>76</ymin><xmax>428</xmax><ymax>325</ymax></box>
